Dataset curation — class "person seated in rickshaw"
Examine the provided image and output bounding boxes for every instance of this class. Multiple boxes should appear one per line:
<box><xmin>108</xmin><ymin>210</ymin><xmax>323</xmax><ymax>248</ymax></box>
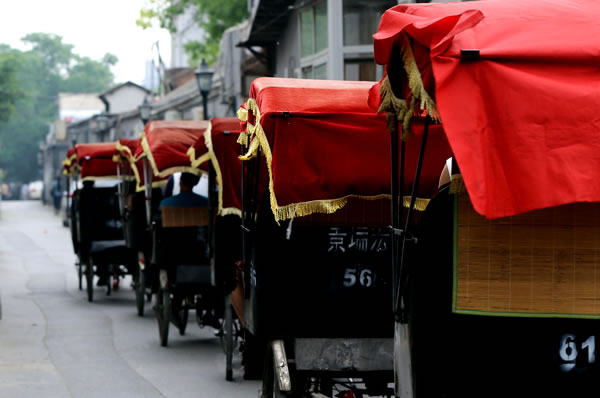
<box><xmin>159</xmin><ymin>172</ymin><xmax>208</xmax><ymax>209</ymax></box>
<box><xmin>158</xmin><ymin>172</ymin><xmax>220</xmax><ymax>329</ymax></box>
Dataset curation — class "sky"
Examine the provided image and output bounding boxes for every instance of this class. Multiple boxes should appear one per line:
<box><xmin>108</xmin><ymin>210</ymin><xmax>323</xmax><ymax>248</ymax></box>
<box><xmin>0</xmin><ymin>0</ymin><xmax>172</xmax><ymax>86</ymax></box>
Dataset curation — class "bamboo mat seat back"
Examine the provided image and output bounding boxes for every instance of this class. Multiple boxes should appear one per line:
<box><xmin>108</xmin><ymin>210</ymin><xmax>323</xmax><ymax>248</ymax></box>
<box><xmin>161</xmin><ymin>206</ymin><xmax>210</xmax><ymax>228</ymax></box>
<box><xmin>454</xmin><ymin>193</ymin><xmax>600</xmax><ymax>318</ymax></box>
<box><xmin>294</xmin><ymin>198</ymin><xmax>390</xmax><ymax>227</ymax></box>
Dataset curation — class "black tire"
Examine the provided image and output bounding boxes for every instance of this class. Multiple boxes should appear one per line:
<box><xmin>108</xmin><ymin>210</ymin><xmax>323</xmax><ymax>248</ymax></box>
<box><xmin>178</xmin><ymin>307</ymin><xmax>189</xmax><ymax>336</ymax></box>
<box><xmin>224</xmin><ymin>303</ymin><xmax>235</xmax><ymax>381</ymax></box>
<box><xmin>86</xmin><ymin>258</ymin><xmax>94</xmax><ymax>302</ymax></box>
<box><xmin>77</xmin><ymin>258</ymin><xmax>82</xmax><ymax>291</ymax></box>
<box><xmin>156</xmin><ymin>287</ymin><xmax>171</xmax><ymax>347</ymax></box>
<box><xmin>106</xmin><ymin>272</ymin><xmax>112</xmax><ymax>296</ymax></box>
<box><xmin>135</xmin><ymin>268</ymin><xmax>145</xmax><ymax>317</ymax></box>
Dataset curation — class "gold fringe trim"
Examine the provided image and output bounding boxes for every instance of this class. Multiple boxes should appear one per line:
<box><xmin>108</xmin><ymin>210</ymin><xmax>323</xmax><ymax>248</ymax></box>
<box><xmin>62</xmin><ymin>153</ymin><xmax>77</xmax><ymax>167</ymax></box>
<box><xmin>237</xmin><ymin>133</ymin><xmax>248</xmax><ymax>146</ymax></box>
<box><xmin>449</xmin><ymin>174</ymin><xmax>466</xmax><ymax>194</ymax></box>
<box><xmin>239</xmin><ymin>134</ymin><xmax>259</xmax><ymax>160</ymax></box>
<box><xmin>220</xmin><ymin>207</ymin><xmax>242</xmax><ymax>218</ymax></box>
<box><xmin>140</xmin><ymin>131</ymin><xmax>160</xmax><ymax>177</ymax></box>
<box><xmin>115</xmin><ymin>140</ymin><xmax>144</xmax><ymax>194</ymax></box>
<box><xmin>135</xmin><ymin>179</ymin><xmax>167</xmax><ymax>193</ymax></box>
<box><xmin>188</xmin><ymin>122</ymin><xmax>212</xmax><ymax>169</ymax></box>
<box><xmin>237</xmin><ymin>107</ymin><xmax>248</xmax><ymax>122</ymax></box>
<box><xmin>378</xmin><ymin>34</ymin><xmax>440</xmax><ymax>138</ymax></box>
<box><xmin>402</xmin><ymin>196</ymin><xmax>430</xmax><ymax>211</ymax></box>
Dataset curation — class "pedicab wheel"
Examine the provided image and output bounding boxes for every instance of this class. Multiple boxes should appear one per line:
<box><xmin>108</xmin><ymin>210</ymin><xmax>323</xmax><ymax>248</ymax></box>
<box><xmin>78</xmin><ymin>261</ymin><xmax>83</xmax><ymax>291</ymax></box>
<box><xmin>106</xmin><ymin>272</ymin><xmax>112</xmax><ymax>296</ymax></box>
<box><xmin>222</xmin><ymin>302</ymin><xmax>236</xmax><ymax>381</ymax></box>
<box><xmin>178</xmin><ymin>307</ymin><xmax>189</xmax><ymax>336</ymax></box>
<box><xmin>86</xmin><ymin>258</ymin><xmax>94</xmax><ymax>302</ymax></box>
<box><xmin>156</xmin><ymin>287</ymin><xmax>171</xmax><ymax>347</ymax></box>
<box><xmin>135</xmin><ymin>269</ymin><xmax>145</xmax><ymax>317</ymax></box>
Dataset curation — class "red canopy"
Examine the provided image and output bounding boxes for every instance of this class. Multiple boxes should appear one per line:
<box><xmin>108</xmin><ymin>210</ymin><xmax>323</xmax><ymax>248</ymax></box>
<box><xmin>188</xmin><ymin>117</ymin><xmax>244</xmax><ymax>216</ymax></box>
<box><xmin>372</xmin><ymin>0</ymin><xmax>600</xmax><ymax>219</ymax></box>
<box><xmin>75</xmin><ymin>142</ymin><xmax>120</xmax><ymax>180</ymax></box>
<box><xmin>241</xmin><ymin>77</ymin><xmax>451</xmax><ymax>222</ymax></box>
<box><xmin>141</xmin><ymin>120</ymin><xmax>208</xmax><ymax>178</ymax></box>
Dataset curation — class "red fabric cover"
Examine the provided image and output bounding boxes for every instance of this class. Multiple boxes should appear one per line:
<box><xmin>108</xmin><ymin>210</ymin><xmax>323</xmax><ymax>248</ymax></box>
<box><xmin>75</xmin><ymin>142</ymin><xmax>119</xmax><ymax>179</ymax></box>
<box><xmin>145</xmin><ymin>120</ymin><xmax>209</xmax><ymax>175</ymax></box>
<box><xmin>373</xmin><ymin>0</ymin><xmax>600</xmax><ymax>219</ymax></box>
<box><xmin>248</xmin><ymin>77</ymin><xmax>451</xmax><ymax>207</ymax></box>
<box><xmin>210</xmin><ymin>117</ymin><xmax>244</xmax><ymax>213</ymax></box>
<box><xmin>118</xmin><ymin>138</ymin><xmax>140</xmax><ymax>157</ymax></box>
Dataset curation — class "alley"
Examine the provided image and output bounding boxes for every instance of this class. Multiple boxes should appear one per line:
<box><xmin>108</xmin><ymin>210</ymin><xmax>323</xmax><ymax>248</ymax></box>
<box><xmin>0</xmin><ymin>200</ymin><xmax>259</xmax><ymax>398</ymax></box>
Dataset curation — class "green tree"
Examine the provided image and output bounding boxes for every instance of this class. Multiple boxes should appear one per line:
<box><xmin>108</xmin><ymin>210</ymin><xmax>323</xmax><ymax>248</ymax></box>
<box><xmin>61</xmin><ymin>53</ymin><xmax>118</xmax><ymax>93</ymax></box>
<box><xmin>0</xmin><ymin>33</ymin><xmax>117</xmax><ymax>183</ymax></box>
<box><xmin>0</xmin><ymin>50</ymin><xmax>21</xmax><ymax>123</ymax></box>
<box><xmin>137</xmin><ymin>0</ymin><xmax>248</xmax><ymax>66</ymax></box>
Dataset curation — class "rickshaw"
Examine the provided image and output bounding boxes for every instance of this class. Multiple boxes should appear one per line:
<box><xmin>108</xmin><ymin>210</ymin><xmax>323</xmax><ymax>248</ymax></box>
<box><xmin>372</xmin><ymin>1</ymin><xmax>600</xmax><ymax>397</ymax></box>
<box><xmin>187</xmin><ymin>117</ymin><xmax>244</xmax><ymax>381</ymax></box>
<box><xmin>238</xmin><ymin>77</ymin><xmax>451</xmax><ymax>397</ymax></box>
<box><xmin>139</xmin><ymin>120</ymin><xmax>222</xmax><ymax>347</ymax></box>
<box><xmin>65</xmin><ymin>143</ymin><xmax>137</xmax><ymax>302</ymax></box>
<box><xmin>63</xmin><ymin>147</ymin><xmax>81</xmax><ymax>276</ymax></box>
<box><xmin>114</xmin><ymin>137</ymin><xmax>164</xmax><ymax>316</ymax></box>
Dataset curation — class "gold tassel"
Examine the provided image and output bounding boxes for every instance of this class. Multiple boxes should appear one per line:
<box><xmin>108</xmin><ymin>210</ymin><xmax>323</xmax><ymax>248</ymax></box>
<box><xmin>402</xmin><ymin>196</ymin><xmax>430</xmax><ymax>211</ymax></box>
<box><xmin>237</xmin><ymin>107</ymin><xmax>248</xmax><ymax>122</ymax></box>
<box><xmin>449</xmin><ymin>174</ymin><xmax>466</xmax><ymax>194</ymax></box>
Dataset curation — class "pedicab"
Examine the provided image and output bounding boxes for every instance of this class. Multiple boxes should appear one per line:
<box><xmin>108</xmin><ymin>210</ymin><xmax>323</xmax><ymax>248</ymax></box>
<box><xmin>372</xmin><ymin>1</ymin><xmax>600</xmax><ymax>396</ymax></box>
<box><xmin>139</xmin><ymin>120</ymin><xmax>222</xmax><ymax>347</ymax></box>
<box><xmin>63</xmin><ymin>147</ymin><xmax>81</xmax><ymax>283</ymax></box>
<box><xmin>66</xmin><ymin>142</ymin><xmax>137</xmax><ymax>302</ymax></box>
<box><xmin>114</xmin><ymin>137</ymin><xmax>164</xmax><ymax>316</ymax></box>
<box><xmin>188</xmin><ymin>117</ymin><xmax>244</xmax><ymax>381</ymax></box>
<box><xmin>238</xmin><ymin>77</ymin><xmax>451</xmax><ymax>397</ymax></box>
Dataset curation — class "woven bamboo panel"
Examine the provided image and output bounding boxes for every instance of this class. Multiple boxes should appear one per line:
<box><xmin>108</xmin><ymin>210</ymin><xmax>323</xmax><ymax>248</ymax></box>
<box><xmin>161</xmin><ymin>206</ymin><xmax>209</xmax><ymax>227</ymax></box>
<box><xmin>455</xmin><ymin>194</ymin><xmax>600</xmax><ymax>317</ymax></box>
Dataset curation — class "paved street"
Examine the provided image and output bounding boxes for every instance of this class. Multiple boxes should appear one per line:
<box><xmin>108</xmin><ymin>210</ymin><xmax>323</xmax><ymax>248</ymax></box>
<box><xmin>0</xmin><ymin>200</ymin><xmax>260</xmax><ymax>398</ymax></box>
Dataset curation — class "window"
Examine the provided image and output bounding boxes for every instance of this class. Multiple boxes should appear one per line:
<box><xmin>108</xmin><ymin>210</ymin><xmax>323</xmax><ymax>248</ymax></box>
<box><xmin>343</xmin><ymin>0</ymin><xmax>397</xmax><ymax>46</ymax></box>
<box><xmin>301</xmin><ymin>1</ymin><xmax>328</xmax><ymax>57</ymax></box>
<box><xmin>341</xmin><ymin>0</ymin><xmax>393</xmax><ymax>82</ymax></box>
<box><xmin>344</xmin><ymin>56</ymin><xmax>383</xmax><ymax>82</ymax></box>
<box><xmin>302</xmin><ymin>63</ymin><xmax>328</xmax><ymax>79</ymax></box>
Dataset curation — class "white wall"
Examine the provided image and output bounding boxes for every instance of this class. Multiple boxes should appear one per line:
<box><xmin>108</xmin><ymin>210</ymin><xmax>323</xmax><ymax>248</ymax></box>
<box><xmin>104</xmin><ymin>85</ymin><xmax>148</xmax><ymax>114</ymax></box>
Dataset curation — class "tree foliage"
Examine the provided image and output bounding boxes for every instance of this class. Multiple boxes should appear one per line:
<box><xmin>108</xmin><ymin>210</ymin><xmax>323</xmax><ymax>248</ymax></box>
<box><xmin>0</xmin><ymin>33</ymin><xmax>118</xmax><ymax>182</ymax></box>
<box><xmin>137</xmin><ymin>0</ymin><xmax>248</xmax><ymax>66</ymax></box>
<box><xmin>0</xmin><ymin>50</ymin><xmax>21</xmax><ymax>123</ymax></box>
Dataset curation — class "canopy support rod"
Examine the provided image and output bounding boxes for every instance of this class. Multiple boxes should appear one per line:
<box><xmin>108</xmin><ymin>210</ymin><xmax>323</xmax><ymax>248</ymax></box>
<box><xmin>395</xmin><ymin>116</ymin><xmax>430</xmax><ymax>323</ymax></box>
<box><xmin>390</xmin><ymin>117</ymin><xmax>400</xmax><ymax>314</ymax></box>
<box><xmin>142</xmin><ymin>158</ymin><xmax>153</xmax><ymax>226</ymax></box>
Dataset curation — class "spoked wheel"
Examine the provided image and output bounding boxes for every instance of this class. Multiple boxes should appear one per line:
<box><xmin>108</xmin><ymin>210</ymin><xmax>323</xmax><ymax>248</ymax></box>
<box><xmin>135</xmin><ymin>268</ymin><xmax>145</xmax><ymax>317</ymax></box>
<box><xmin>77</xmin><ymin>260</ymin><xmax>83</xmax><ymax>291</ymax></box>
<box><xmin>155</xmin><ymin>287</ymin><xmax>171</xmax><ymax>347</ymax></box>
<box><xmin>221</xmin><ymin>301</ymin><xmax>239</xmax><ymax>381</ymax></box>
<box><xmin>106</xmin><ymin>269</ymin><xmax>112</xmax><ymax>296</ymax></box>
<box><xmin>86</xmin><ymin>258</ymin><xmax>94</xmax><ymax>302</ymax></box>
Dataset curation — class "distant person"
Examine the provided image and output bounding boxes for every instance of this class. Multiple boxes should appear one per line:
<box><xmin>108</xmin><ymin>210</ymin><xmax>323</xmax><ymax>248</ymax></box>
<box><xmin>51</xmin><ymin>177</ymin><xmax>62</xmax><ymax>214</ymax></box>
